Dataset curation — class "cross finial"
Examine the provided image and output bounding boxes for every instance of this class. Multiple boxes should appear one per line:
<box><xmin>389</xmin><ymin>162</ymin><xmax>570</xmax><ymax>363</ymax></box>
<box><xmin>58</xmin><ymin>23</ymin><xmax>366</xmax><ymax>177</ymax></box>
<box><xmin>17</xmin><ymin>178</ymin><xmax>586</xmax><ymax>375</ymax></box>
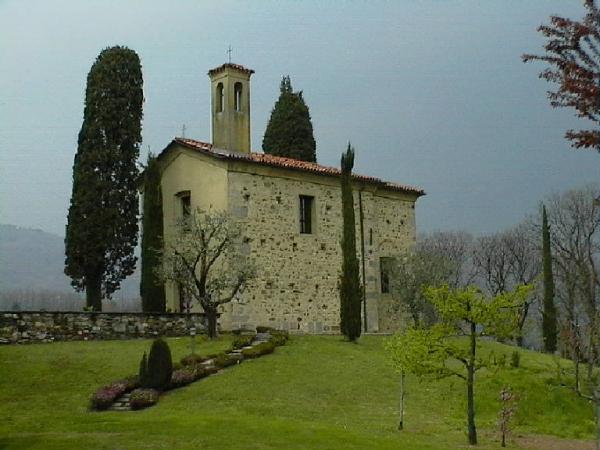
<box><xmin>227</xmin><ymin>45</ymin><xmax>232</xmax><ymax>63</ymax></box>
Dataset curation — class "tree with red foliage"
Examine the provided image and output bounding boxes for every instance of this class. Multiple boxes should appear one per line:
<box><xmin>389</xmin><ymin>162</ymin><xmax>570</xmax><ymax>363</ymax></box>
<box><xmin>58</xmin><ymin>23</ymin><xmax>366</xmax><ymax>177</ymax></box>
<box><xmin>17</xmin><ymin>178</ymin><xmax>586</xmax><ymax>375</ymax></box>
<box><xmin>522</xmin><ymin>0</ymin><xmax>600</xmax><ymax>151</ymax></box>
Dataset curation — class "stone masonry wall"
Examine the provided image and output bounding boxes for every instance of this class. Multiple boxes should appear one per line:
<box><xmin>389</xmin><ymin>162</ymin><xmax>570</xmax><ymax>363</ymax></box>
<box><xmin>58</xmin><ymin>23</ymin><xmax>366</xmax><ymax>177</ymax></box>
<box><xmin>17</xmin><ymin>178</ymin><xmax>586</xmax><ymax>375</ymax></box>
<box><xmin>0</xmin><ymin>311</ymin><xmax>207</xmax><ymax>344</ymax></box>
<box><xmin>220</xmin><ymin>167</ymin><xmax>418</xmax><ymax>333</ymax></box>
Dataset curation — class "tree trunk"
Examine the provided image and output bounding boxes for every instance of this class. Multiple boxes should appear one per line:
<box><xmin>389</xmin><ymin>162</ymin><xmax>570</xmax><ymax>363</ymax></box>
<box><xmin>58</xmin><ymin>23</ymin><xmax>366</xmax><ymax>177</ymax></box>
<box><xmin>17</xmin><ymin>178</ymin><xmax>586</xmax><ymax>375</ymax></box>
<box><xmin>206</xmin><ymin>308</ymin><xmax>218</xmax><ymax>339</ymax></box>
<box><xmin>398</xmin><ymin>371</ymin><xmax>405</xmax><ymax>431</ymax></box>
<box><xmin>86</xmin><ymin>271</ymin><xmax>102</xmax><ymax>311</ymax></box>
<box><xmin>516</xmin><ymin>334</ymin><xmax>524</xmax><ymax>348</ymax></box>
<box><xmin>467</xmin><ymin>321</ymin><xmax>477</xmax><ymax>445</ymax></box>
<box><xmin>575</xmin><ymin>358</ymin><xmax>581</xmax><ymax>394</ymax></box>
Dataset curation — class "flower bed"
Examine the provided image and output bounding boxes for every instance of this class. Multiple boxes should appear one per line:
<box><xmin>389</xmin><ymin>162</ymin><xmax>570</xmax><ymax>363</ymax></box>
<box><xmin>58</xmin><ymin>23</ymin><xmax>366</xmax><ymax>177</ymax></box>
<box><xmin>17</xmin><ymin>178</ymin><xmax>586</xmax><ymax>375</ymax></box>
<box><xmin>89</xmin><ymin>329</ymin><xmax>289</xmax><ymax>411</ymax></box>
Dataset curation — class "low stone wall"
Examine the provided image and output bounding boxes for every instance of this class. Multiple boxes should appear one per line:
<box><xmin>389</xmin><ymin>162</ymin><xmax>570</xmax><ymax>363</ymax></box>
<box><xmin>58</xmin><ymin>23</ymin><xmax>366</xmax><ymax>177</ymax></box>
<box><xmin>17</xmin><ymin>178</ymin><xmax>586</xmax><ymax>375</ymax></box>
<box><xmin>0</xmin><ymin>311</ymin><xmax>208</xmax><ymax>344</ymax></box>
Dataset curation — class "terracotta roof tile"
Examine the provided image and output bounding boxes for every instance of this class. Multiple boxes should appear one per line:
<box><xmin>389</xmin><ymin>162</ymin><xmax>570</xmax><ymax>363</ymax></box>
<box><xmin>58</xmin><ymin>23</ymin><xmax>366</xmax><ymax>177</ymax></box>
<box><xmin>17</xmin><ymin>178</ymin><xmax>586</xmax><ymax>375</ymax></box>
<box><xmin>169</xmin><ymin>138</ymin><xmax>425</xmax><ymax>196</ymax></box>
<box><xmin>208</xmin><ymin>63</ymin><xmax>255</xmax><ymax>76</ymax></box>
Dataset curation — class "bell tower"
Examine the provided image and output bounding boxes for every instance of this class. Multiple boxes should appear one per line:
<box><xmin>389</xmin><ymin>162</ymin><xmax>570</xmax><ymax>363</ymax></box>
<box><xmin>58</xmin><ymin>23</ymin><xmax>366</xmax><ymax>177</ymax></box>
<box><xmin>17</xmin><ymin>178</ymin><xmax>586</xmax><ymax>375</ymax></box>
<box><xmin>208</xmin><ymin>63</ymin><xmax>254</xmax><ymax>153</ymax></box>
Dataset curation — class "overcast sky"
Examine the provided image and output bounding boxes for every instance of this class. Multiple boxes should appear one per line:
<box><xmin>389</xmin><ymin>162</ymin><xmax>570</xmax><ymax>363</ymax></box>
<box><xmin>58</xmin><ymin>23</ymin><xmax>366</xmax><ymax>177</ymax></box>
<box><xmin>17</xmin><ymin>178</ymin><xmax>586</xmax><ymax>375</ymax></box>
<box><xmin>1</xmin><ymin>0</ymin><xmax>598</xmax><ymax>237</ymax></box>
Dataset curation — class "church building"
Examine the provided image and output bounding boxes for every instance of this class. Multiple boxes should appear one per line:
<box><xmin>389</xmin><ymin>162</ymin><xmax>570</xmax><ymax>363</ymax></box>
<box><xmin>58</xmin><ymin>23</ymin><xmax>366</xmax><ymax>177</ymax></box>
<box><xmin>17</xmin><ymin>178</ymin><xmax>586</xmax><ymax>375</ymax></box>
<box><xmin>157</xmin><ymin>63</ymin><xmax>425</xmax><ymax>333</ymax></box>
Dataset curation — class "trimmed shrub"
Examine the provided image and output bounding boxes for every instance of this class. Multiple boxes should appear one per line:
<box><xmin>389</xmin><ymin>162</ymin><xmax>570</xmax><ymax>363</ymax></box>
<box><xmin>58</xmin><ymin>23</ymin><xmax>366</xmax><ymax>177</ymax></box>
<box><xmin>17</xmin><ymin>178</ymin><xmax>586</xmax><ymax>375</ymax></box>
<box><xmin>232</xmin><ymin>334</ymin><xmax>255</xmax><ymax>350</ymax></box>
<box><xmin>130</xmin><ymin>388</ymin><xmax>160</xmax><ymax>410</ymax></box>
<box><xmin>213</xmin><ymin>353</ymin><xmax>238</xmax><ymax>368</ymax></box>
<box><xmin>204</xmin><ymin>365</ymin><xmax>220</xmax><ymax>376</ymax></box>
<box><xmin>511</xmin><ymin>350</ymin><xmax>521</xmax><ymax>368</ymax></box>
<box><xmin>169</xmin><ymin>369</ymin><xmax>196</xmax><ymax>389</ymax></box>
<box><xmin>181</xmin><ymin>354</ymin><xmax>206</xmax><ymax>367</ymax></box>
<box><xmin>91</xmin><ymin>383</ymin><xmax>127</xmax><ymax>410</ymax></box>
<box><xmin>140</xmin><ymin>338</ymin><xmax>173</xmax><ymax>390</ymax></box>
<box><xmin>270</xmin><ymin>330</ymin><xmax>289</xmax><ymax>346</ymax></box>
<box><xmin>242</xmin><ymin>341</ymin><xmax>276</xmax><ymax>359</ymax></box>
<box><xmin>256</xmin><ymin>326</ymin><xmax>275</xmax><ymax>333</ymax></box>
<box><xmin>184</xmin><ymin>364</ymin><xmax>218</xmax><ymax>381</ymax></box>
<box><xmin>138</xmin><ymin>352</ymin><xmax>147</xmax><ymax>384</ymax></box>
<box><xmin>90</xmin><ymin>376</ymin><xmax>139</xmax><ymax>410</ymax></box>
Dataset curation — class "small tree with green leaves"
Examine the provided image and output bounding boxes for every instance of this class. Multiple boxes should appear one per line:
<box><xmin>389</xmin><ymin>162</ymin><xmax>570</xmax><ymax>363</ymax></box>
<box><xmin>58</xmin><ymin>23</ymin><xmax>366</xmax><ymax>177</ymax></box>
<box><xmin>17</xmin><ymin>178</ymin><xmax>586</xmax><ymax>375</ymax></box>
<box><xmin>386</xmin><ymin>284</ymin><xmax>531</xmax><ymax>445</ymax></box>
<box><xmin>262</xmin><ymin>76</ymin><xmax>316</xmax><ymax>162</ymax></box>
<box><xmin>542</xmin><ymin>204</ymin><xmax>558</xmax><ymax>353</ymax></box>
<box><xmin>140</xmin><ymin>153</ymin><xmax>166</xmax><ymax>312</ymax></box>
<box><xmin>339</xmin><ymin>143</ymin><xmax>361</xmax><ymax>341</ymax></box>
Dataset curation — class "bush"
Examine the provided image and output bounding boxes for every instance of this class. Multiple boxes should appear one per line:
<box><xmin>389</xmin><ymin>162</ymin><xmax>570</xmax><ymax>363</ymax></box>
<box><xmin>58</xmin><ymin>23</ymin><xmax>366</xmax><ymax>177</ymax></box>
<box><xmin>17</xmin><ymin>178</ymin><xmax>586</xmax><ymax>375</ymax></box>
<box><xmin>242</xmin><ymin>341</ymin><xmax>276</xmax><ymax>359</ymax></box>
<box><xmin>213</xmin><ymin>353</ymin><xmax>238</xmax><ymax>368</ymax></box>
<box><xmin>90</xmin><ymin>376</ymin><xmax>139</xmax><ymax>410</ymax></box>
<box><xmin>256</xmin><ymin>326</ymin><xmax>275</xmax><ymax>333</ymax></box>
<box><xmin>91</xmin><ymin>383</ymin><xmax>128</xmax><ymax>410</ymax></box>
<box><xmin>270</xmin><ymin>330</ymin><xmax>289</xmax><ymax>346</ymax></box>
<box><xmin>181</xmin><ymin>354</ymin><xmax>206</xmax><ymax>367</ymax></box>
<box><xmin>232</xmin><ymin>334</ymin><xmax>255</xmax><ymax>350</ymax></box>
<box><xmin>169</xmin><ymin>369</ymin><xmax>196</xmax><ymax>389</ymax></box>
<box><xmin>511</xmin><ymin>350</ymin><xmax>521</xmax><ymax>368</ymax></box>
<box><xmin>183</xmin><ymin>363</ymin><xmax>218</xmax><ymax>381</ymax></box>
<box><xmin>130</xmin><ymin>388</ymin><xmax>160</xmax><ymax>410</ymax></box>
<box><xmin>140</xmin><ymin>338</ymin><xmax>173</xmax><ymax>390</ymax></box>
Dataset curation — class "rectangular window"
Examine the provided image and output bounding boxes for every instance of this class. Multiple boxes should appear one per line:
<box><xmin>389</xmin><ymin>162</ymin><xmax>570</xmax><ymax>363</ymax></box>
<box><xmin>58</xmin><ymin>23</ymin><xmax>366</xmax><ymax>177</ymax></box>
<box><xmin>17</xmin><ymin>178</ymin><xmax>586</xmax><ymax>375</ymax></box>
<box><xmin>299</xmin><ymin>195</ymin><xmax>314</xmax><ymax>234</ymax></box>
<box><xmin>178</xmin><ymin>192</ymin><xmax>191</xmax><ymax>217</ymax></box>
<box><xmin>178</xmin><ymin>284</ymin><xmax>191</xmax><ymax>313</ymax></box>
<box><xmin>380</xmin><ymin>257</ymin><xmax>393</xmax><ymax>294</ymax></box>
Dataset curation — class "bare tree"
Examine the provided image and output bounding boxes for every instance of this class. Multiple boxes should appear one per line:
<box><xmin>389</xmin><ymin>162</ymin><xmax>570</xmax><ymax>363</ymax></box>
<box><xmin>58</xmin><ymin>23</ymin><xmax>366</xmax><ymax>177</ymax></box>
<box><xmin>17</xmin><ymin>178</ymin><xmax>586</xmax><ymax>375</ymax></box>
<box><xmin>545</xmin><ymin>185</ymin><xmax>600</xmax><ymax>381</ymax></box>
<box><xmin>472</xmin><ymin>233</ymin><xmax>512</xmax><ymax>296</ymax></box>
<box><xmin>504</xmin><ymin>223</ymin><xmax>542</xmax><ymax>346</ymax></box>
<box><xmin>418</xmin><ymin>231</ymin><xmax>476</xmax><ymax>288</ymax></box>
<box><xmin>471</xmin><ymin>224</ymin><xmax>541</xmax><ymax>347</ymax></box>
<box><xmin>158</xmin><ymin>209</ymin><xmax>255</xmax><ymax>338</ymax></box>
<box><xmin>388</xmin><ymin>248</ymin><xmax>454</xmax><ymax>327</ymax></box>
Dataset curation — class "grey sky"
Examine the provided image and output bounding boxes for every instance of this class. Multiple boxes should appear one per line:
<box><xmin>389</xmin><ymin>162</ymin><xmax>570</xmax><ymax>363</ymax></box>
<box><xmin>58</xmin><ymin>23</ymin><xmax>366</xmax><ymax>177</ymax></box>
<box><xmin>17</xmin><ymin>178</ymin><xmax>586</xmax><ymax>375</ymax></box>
<box><xmin>1</xmin><ymin>0</ymin><xmax>598</xmax><ymax>237</ymax></box>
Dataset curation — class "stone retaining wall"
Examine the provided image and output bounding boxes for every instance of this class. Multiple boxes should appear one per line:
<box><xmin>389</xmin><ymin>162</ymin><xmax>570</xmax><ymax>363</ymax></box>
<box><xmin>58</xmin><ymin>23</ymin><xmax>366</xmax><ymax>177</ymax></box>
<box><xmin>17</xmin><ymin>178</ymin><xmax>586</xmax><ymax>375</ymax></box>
<box><xmin>0</xmin><ymin>311</ymin><xmax>208</xmax><ymax>344</ymax></box>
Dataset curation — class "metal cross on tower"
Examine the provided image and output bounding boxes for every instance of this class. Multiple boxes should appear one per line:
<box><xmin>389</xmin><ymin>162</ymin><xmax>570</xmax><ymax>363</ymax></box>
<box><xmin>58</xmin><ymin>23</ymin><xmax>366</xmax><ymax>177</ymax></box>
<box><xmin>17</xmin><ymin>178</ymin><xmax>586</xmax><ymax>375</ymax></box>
<box><xmin>227</xmin><ymin>45</ymin><xmax>232</xmax><ymax>63</ymax></box>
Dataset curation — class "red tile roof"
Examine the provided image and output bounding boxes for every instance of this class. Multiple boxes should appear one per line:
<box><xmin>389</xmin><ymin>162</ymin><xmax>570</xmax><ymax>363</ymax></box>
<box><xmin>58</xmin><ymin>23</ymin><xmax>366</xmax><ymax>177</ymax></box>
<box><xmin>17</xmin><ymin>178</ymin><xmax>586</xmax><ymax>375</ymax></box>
<box><xmin>208</xmin><ymin>63</ymin><xmax>255</xmax><ymax>76</ymax></box>
<box><xmin>166</xmin><ymin>137</ymin><xmax>425</xmax><ymax>196</ymax></box>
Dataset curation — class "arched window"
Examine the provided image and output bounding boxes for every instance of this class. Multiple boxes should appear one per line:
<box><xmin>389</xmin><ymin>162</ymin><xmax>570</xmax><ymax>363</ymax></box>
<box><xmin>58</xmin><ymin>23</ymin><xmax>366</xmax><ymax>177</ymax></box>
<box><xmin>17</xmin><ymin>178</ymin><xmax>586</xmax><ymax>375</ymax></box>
<box><xmin>216</xmin><ymin>83</ymin><xmax>224</xmax><ymax>112</ymax></box>
<box><xmin>234</xmin><ymin>82</ymin><xmax>243</xmax><ymax>112</ymax></box>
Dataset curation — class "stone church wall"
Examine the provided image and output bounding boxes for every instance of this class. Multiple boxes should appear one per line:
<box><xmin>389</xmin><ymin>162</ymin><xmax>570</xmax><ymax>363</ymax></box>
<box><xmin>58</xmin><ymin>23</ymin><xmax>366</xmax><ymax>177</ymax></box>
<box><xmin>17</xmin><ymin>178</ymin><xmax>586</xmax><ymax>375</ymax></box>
<box><xmin>221</xmin><ymin>165</ymin><xmax>418</xmax><ymax>333</ymax></box>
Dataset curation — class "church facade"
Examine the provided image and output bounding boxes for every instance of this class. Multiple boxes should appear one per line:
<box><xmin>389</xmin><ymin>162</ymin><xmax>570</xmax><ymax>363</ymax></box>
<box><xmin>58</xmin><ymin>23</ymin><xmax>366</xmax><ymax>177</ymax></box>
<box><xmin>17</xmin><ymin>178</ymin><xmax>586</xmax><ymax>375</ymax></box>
<box><xmin>157</xmin><ymin>63</ymin><xmax>424</xmax><ymax>333</ymax></box>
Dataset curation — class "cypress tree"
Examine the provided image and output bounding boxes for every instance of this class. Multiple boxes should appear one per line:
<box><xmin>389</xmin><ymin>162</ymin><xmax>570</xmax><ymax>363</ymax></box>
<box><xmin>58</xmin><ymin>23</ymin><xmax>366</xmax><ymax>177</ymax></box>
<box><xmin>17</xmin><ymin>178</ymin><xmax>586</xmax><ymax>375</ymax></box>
<box><xmin>65</xmin><ymin>46</ymin><xmax>143</xmax><ymax>310</ymax></box>
<box><xmin>140</xmin><ymin>153</ymin><xmax>166</xmax><ymax>312</ymax></box>
<box><xmin>542</xmin><ymin>204</ymin><xmax>558</xmax><ymax>353</ymax></box>
<box><xmin>339</xmin><ymin>143</ymin><xmax>362</xmax><ymax>341</ymax></box>
<box><xmin>140</xmin><ymin>338</ymin><xmax>173</xmax><ymax>389</ymax></box>
<box><xmin>262</xmin><ymin>76</ymin><xmax>316</xmax><ymax>162</ymax></box>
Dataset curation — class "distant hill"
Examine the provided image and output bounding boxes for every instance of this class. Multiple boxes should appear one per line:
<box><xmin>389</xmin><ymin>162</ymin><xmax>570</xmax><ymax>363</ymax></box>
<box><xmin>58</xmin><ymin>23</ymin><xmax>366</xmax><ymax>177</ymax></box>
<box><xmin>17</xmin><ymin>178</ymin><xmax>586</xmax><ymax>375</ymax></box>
<box><xmin>0</xmin><ymin>224</ymin><xmax>140</xmax><ymax>310</ymax></box>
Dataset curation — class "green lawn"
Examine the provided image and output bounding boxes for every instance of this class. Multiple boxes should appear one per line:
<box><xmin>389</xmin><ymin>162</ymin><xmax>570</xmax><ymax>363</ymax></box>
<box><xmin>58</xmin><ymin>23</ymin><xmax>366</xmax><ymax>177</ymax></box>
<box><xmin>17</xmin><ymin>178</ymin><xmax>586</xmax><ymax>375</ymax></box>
<box><xmin>0</xmin><ymin>335</ymin><xmax>595</xmax><ymax>449</ymax></box>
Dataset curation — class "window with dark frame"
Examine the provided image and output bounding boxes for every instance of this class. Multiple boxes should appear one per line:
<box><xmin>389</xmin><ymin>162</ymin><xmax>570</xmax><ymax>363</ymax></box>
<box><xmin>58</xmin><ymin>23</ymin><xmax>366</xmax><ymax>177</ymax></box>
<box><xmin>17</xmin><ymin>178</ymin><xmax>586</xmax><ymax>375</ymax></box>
<box><xmin>380</xmin><ymin>257</ymin><xmax>392</xmax><ymax>294</ymax></box>
<box><xmin>178</xmin><ymin>284</ymin><xmax>191</xmax><ymax>313</ymax></box>
<box><xmin>179</xmin><ymin>193</ymin><xmax>191</xmax><ymax>217</ymax></box>
<box><xmin>299</xmin><ymin>195</ymin><xmax>314</xmax><ymax>234</ymax></box>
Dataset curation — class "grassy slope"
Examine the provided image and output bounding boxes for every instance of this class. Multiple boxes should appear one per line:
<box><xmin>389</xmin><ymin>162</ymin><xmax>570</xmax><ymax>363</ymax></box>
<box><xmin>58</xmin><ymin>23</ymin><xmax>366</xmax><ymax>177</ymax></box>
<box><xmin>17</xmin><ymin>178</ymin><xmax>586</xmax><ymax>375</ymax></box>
<box><xmin>0</xmin><ymin>335</ymin><xmax>594</xmax><ymax>450</ymax></box>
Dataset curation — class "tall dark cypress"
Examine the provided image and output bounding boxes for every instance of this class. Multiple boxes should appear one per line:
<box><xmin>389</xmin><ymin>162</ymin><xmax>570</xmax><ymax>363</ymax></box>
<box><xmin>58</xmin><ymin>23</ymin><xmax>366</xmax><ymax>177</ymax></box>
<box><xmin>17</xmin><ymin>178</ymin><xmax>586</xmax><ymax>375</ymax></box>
<box><xmin>542</xmin><ymin>204</ymin><xmax>558</xmax><ymax>353</ymax></box>
<box><xmin>339</xmin><ymin>143</ymin><xmax>362</xmax><ymax>341</ymax></box>
<box><xmin>140</xmin><ymin>153</ymin><xmax>166</xmax><ymax>312</ymax></box>
<box><xmin>65</xmin><ymin>46</ymin><xmax>143</xmax><ymax>310</ymax></box>
<box><xmin>262</xmin><ymin>76</ymin><xmax>316</xmax><ymax>162</ymax></box>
